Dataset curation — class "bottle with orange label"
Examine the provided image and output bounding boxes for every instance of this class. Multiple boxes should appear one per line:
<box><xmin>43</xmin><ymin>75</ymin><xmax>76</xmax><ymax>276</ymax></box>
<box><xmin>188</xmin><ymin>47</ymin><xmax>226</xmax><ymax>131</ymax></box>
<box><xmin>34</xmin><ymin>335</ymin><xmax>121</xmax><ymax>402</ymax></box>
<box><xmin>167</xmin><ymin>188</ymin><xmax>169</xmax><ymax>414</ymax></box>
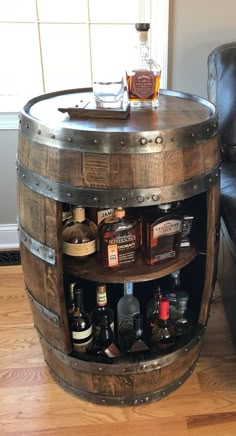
<box><xmin>98</xmin><ymin>207</ymin><xmax>139</xmax><ymax>268</ymax></box>
<box><xmin>62</xmin><ymin>206</ymin><xmax>97</xmax><ymax>260</ymax></box>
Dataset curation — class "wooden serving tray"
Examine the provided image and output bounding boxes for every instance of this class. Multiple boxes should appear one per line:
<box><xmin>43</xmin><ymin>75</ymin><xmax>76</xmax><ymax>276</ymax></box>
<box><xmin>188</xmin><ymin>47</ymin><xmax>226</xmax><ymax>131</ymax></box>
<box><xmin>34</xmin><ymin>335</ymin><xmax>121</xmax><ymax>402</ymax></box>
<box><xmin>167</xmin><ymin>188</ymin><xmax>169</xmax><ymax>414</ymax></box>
<box><xmin>58</xmin><ymin>102</ymin><xmax>130</xmax><ymax>119</ymax></box>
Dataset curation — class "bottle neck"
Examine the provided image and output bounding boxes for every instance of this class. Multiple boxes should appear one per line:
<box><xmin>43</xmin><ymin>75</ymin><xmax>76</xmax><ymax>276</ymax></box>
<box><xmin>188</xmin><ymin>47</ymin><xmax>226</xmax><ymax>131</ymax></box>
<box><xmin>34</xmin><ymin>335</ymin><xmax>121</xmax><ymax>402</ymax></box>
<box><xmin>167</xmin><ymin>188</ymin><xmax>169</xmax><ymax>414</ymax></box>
<box><xmin>72</xmin><ymin>207</ymin><xmax>85</xmax><ymax>223</ymax></box>
<box><xmin>96</xmin><ymin>284</ymin><xmax>107</xmax><ymax>307</ymax></box>
<box><xmin>124</xmin><ymin>282</ymin><xmax>133</xmax><ymax>297</ymax></box>
<box><xmin>159</xmin><ymin>298</ymin><xmax>170</xmax><ymax>321</ymax></box>
<box><xmin>69</xmin><ymin>283</ymin><xmax>75</xmax><ymax>299</ymax></box>
<box><xmin>133</xmin><ymin>313</ymin><xmax>144</xmax><ymax>339</ymax></box>
<box><xmin>74</xmin><ymin>289</ymin><xmax>84</xmax><ymax>313</ymax></box>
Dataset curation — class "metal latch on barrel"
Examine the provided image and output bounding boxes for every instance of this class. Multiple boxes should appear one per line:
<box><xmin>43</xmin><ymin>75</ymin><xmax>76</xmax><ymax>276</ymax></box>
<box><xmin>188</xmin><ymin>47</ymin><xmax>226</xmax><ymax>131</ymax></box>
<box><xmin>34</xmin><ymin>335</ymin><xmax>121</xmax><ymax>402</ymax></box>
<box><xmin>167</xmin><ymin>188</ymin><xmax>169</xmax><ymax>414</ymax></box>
<box><xmin>19</xmin><ymin>224</ymin><xmax>56</xmax><ymax>265</ymax></box>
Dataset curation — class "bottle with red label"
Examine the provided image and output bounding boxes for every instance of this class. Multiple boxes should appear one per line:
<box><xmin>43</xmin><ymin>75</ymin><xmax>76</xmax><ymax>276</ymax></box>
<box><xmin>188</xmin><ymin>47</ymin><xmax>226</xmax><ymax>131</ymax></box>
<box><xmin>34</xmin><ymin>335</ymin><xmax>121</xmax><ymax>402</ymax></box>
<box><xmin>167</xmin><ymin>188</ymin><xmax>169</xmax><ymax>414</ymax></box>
<box><xmin>98</xmin><ymin>207</ymin><xmax>139</xmax><ymax>268</ymax></box>
<box><xmin>151</xmin><ymin>297</ymin><xmax>176</xmax><ymax>351</ymax></box>
<box><xmin>126</xmin><ymin>23</ymin><xmax>161</xmax><ymax>108</ymax></box>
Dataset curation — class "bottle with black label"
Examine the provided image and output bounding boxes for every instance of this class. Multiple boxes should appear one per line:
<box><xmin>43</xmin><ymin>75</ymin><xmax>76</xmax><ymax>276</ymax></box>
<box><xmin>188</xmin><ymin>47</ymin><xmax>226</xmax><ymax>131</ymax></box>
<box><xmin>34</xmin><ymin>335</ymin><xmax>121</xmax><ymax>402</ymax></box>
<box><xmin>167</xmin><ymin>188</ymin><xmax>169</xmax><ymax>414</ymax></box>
<box><xmin>70</xmin><ymin>286</ymin><xmax>92</xmax><ymax>354</ymax></box>
<box><xmin>142</xmin><ymin>203</ymin><xmax>183</xmax><ymax>265</ymax></box>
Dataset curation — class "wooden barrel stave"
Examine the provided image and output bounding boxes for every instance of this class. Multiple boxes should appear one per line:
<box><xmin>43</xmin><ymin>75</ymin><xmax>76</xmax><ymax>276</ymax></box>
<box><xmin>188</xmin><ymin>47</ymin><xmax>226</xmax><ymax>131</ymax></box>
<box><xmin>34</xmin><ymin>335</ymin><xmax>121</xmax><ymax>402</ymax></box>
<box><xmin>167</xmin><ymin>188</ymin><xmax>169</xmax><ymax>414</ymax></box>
<box><xmin>17</xmin><ymin>134</ymin><xmax>220</xmax><ymax>191</ymax></box>
<box><xmin>39</xmin><ymin>331</ymin><xmax>202</xmax><ymax>405</ymax></box>
<box><xmin>18</xmin><ymin>184</ymin><xmax>71</xmax><ymax>353</ymax></box>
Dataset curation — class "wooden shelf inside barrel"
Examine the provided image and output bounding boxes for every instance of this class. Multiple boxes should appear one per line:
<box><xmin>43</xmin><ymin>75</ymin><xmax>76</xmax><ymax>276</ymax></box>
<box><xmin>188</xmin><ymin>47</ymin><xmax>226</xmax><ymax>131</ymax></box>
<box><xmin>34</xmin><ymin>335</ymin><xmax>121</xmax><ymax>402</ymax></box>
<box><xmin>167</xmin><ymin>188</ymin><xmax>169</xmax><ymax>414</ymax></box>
<box><xmin>64</xmin><ymin>246</ymin><xmax>197</xmax><ymax>283</ymax></box>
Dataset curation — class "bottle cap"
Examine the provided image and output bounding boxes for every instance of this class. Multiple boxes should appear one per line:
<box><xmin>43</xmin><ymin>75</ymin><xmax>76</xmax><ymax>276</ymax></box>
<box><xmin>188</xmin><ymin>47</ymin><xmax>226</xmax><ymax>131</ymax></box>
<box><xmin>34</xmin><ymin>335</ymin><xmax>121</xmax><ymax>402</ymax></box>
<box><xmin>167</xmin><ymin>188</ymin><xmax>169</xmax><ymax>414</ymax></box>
<box><xmin>177</xmin><ymin>291</ymin><xmax>189</xmax><ymax>303</ymax></box>
<box><xmin>135</xmin><ymin>23</ymin><xmax>150</xmax><ymax>31</ymax></box>
<box><xmin>96</xmin><ymin>283</ymin><xmax>107</xmax><ymax>306</ymax></box>
<box><xmin>159</xmin><ymin>297</ymin><xmax>170</xmax><ymax>320</ymax></box>
<box><xmin>73</xmin><ymin>206</ymin><xmax>85</xmax><ymax>222</ymax></box>
<box><xmin>124</xmin><ymin>282</ymin><xmax>133</xmax><ymax>295</ymax></box>
<box><xmin>114</xmin><ymin>207</ymin><xmax>125</xmax><ymax>218</ymax></box>
<box><xmin>158</xmin><ymin>203</ymin><xmax>172</xmax><ymax>212</ymax></box>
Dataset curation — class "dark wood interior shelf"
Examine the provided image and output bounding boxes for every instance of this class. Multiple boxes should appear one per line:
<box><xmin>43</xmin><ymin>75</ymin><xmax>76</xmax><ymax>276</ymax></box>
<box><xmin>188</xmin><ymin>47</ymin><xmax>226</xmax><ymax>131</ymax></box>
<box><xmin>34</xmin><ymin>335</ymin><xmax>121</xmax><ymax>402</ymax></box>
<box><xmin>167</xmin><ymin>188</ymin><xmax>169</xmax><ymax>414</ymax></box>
<box><xmin>64</xmin><ymin>246</ymin><xmax>197</xmax><ymax>283</ymax></box>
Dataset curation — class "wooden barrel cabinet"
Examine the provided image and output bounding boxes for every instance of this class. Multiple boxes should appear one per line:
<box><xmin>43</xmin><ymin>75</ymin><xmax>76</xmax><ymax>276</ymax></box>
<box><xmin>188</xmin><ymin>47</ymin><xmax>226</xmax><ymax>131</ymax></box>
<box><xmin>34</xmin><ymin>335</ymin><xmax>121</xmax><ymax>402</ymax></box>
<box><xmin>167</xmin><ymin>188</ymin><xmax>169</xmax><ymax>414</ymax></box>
<box><xmin>17</xmin><ymin>88</ymin><xmax>221</xmax><ymax>406</ymax></box>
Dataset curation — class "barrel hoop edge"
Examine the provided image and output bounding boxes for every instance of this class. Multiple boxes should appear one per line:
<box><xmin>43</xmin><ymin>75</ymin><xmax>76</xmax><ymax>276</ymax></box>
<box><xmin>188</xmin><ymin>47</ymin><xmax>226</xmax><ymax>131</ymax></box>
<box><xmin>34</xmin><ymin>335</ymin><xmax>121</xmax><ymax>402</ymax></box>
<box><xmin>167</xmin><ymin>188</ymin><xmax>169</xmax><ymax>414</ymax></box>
<box><xmin>46</xmin><ymin>359</ymin><xmax>198</xmax><ymax>406</ymax></box>
<box><xmin>25</xmin><ymin>285</ymin><xmax>60</xmax><ymax>327</ymax></box>
<box><xmin>16</xmin><ymin>158</ymin><xmax>221</xmax><ymax>207</ymax></box>
<box><xmin>37</xmin><ymin>324</ymin><xmax>204</xmax><ymax>375</ymax></box>
<box><xmin>19</xmin><ymin>223</ymin><xmax>56</xmax><ymax>265</ymax></box>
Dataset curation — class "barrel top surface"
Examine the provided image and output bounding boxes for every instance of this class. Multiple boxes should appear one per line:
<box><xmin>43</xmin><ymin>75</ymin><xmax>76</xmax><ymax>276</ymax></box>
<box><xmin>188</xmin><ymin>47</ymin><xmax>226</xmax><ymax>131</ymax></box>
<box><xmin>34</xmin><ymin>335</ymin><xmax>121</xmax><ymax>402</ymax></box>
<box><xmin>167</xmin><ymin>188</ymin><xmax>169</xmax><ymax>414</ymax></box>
<box><xmin>21</xmin><ymin>88</ymin><xmax>217</xmax><ymax>134</ymax></box>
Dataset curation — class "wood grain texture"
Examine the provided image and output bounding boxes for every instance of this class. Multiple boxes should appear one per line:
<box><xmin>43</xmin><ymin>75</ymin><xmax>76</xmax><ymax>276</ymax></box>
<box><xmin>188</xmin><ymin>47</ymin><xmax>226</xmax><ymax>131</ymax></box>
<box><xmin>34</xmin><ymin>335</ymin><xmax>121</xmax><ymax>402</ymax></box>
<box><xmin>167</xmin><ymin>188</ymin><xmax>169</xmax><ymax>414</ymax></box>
<box><xmin>18</xmin><ymin>134</ymin><xmax>220</xmax><ymax>190</ymax></box>
<box><xmin>1</xmin><ymin>266</ymin><xmax>236</xmax><ymax>435</ymax></box>
<box><xmin>17</xmin><ymin>184</ymin><xmax>71</xmax><ymax>354</ymax></box>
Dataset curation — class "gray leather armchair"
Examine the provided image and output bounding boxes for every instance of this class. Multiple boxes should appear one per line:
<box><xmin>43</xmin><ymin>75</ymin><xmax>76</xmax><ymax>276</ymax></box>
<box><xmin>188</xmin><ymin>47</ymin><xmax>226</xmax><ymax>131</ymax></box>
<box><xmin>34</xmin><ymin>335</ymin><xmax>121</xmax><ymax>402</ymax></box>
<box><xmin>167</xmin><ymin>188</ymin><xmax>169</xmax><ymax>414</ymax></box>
<box><xmin>208</xmin><ymin>42</ymin><xmax>236</xmax><ymax>342</ymax></box>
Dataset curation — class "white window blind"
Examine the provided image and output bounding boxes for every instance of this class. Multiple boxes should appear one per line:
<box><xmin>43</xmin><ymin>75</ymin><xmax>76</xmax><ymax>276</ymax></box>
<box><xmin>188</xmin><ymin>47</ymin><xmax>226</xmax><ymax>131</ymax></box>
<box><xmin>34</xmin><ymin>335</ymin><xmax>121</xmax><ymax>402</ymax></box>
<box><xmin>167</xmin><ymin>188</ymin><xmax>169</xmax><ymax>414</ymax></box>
<box><xmin>0</xmin><ymin>0</ymin><xmax>169</xmax><ymax>114</ymax></box>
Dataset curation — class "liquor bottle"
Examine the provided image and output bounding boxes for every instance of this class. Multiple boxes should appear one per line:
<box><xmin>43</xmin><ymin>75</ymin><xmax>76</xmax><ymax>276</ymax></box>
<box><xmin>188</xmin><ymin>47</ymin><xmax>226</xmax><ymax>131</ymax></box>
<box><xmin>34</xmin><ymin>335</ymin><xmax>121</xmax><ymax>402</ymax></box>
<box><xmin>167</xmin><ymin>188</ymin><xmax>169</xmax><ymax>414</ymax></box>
<box><xmin>98</xmin><ymin>207</ymin><xmax>138</xmax><ymax>268</ymax></box>
<box><xmin>91</xmin><ymin>314</ymin><xmax>121</xmax><ymax>358</ymax></box>
<box><xmin>65</xmin><ymin>281</ymin><xmax>76</xmax><ymax>321</ymax></box>
<box><xmin>91</xmin><ymin>283</ymin><xmax>114</xmax><ymax>341</ymax></box>
<box><xmin>62</xmin><ymin>203</ymin><xmax>72</xmax><ymax>225</ymax></box>
<box><xmin>86</xmin><ymin>207</ymin><xmax>114</xmax><ymax>226</ymax></box>
<box><xmin>163</xmin><ymin>269</ymin><xmax>182</xmax><ymax>311</ymax></box>
<box><xmin>151</xmin><ymin>297</ymin><xmax>175</xmax><ymax>351</ymax></box>
<box><xmin>117</xmin><ymin>282</ymin><xmax>140</xmax><ymax>351</ymax></box>
<box><xmin>142</xmin><ymin>202</ymin><xmax>183</xmax><ymax>265</ymax></box>
<box><xmin>175</xmin><ymin>201</ymin><xmax>194</xmax><ymax>247</ymax></box>
<box><xmin>63</xmin><ymin>206</ymin><xmax>97</xmax><ymax>260</ymax></box>
<box><xmin>126</xmin><ymin>23</ymin><xmax>161</xmax><ymax>108</ymax></box>
<box><xmin>146</xmin><ymin>284</ymin><xmax>162</xmax><ymax>327</ymax></box>
<box><xmin>129</xmin><ymin>313</ymin><xmax>149</xmax><ymax>353</ymax></box>
<box><xmin>173</xmin><ymin>291</ymin><xmax>194</xmax><ymax>337</ymax></box>
<box><xmin>70</xmin><ymin>286</ymin><xmax>92</xmax><ymax>354</ymax></box>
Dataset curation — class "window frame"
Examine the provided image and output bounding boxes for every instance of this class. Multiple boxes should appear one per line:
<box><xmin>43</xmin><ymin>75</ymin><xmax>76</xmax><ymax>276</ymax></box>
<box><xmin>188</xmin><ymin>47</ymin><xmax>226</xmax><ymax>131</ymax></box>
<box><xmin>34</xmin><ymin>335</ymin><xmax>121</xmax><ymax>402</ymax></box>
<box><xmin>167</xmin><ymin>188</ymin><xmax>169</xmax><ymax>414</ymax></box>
<box><xmin>0</xmin><ymin>0</ymin><xmax>169</xmax><ymax>129</ymax></box>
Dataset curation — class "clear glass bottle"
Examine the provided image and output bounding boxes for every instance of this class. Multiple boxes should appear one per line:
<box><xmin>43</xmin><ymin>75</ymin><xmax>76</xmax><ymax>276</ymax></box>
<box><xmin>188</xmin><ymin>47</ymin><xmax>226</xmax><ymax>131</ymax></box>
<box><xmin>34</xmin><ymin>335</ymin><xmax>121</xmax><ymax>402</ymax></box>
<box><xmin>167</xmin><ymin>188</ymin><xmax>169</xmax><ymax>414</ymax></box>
<box><xmin>126</xmin><ymin>23</ymin><xmax>161</xmax><ymax>108</ymax></box>
<box><xmin>173</xmin><ymin>291</ymin><xmax>194</xmax><ymax>337</ymax></box>
<box><xmin>98</xmin><ymin>207</ymin><xmax>138</xmax><ymax>268</ymax></box>
<box><xmin>142</xmin><ymin>203</ymin><xmax>183</xmax><ymax>265</ymax></box>
<box><xmin>91</xmin><ymin>283</ymin><xmax>114</xmax><ymax>341</ymax></box>
<box><xmin>163</xmin><ymin>269</ymin><xmax>182</xmax><ymax>311</ymax></box>
<box><xmin>151</xmin><ymin>297</ymin><xmax>176</xmax><ymax>351</ymax></box>
<box><xmin>70</xmin><ymin>287</ymin><xmax>92</xmax><ymax>354</ymax></box>
<box><xmin>63</xmin><ymin>206</ymin><xmax>97</xmax><ymax>260</ymax></box>
<box><xmin>129</xmin><ymin>313</ymin><xmax>149</xmax><ymax>353</ymax></box>
<box><xmin>117</xmin><ymin>282</ymin><xmax>140</xmax><ymax>351</ymax></box>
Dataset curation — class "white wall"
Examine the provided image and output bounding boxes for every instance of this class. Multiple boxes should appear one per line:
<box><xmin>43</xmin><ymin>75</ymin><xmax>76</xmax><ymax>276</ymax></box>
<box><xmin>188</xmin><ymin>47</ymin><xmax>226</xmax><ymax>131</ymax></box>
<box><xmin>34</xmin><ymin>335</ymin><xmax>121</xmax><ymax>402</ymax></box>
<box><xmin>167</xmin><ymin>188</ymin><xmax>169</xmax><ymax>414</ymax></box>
<box><xmin>0</xmin><ymin>128</ymin><xmax>19</xmax><ymax>248</ymax></box>
<box><xmin>168</xmin><ymin>0</ymin><xmax>236</xmax><ymax>98</ymax></box>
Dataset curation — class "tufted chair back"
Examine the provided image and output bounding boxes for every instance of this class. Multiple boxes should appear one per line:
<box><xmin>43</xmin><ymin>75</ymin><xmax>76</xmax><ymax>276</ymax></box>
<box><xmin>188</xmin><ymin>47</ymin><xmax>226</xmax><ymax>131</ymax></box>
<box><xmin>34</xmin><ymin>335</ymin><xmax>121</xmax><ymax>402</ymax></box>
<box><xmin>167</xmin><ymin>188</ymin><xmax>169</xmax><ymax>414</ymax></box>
<box><xmin>208</xmin><ymin>42</ymin><xmax>236</xmax><ymax>162</ymax></box>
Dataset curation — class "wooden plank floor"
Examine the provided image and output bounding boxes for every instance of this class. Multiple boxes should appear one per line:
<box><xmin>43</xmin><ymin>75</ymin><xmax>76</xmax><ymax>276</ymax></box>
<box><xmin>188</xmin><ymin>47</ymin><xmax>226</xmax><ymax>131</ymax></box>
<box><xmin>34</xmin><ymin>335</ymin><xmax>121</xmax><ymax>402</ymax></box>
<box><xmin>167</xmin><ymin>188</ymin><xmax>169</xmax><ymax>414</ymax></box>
<box><xmin>1</xmin><ymin>265</ymin><xmax>236</xmax><ymax>435</ymax></box>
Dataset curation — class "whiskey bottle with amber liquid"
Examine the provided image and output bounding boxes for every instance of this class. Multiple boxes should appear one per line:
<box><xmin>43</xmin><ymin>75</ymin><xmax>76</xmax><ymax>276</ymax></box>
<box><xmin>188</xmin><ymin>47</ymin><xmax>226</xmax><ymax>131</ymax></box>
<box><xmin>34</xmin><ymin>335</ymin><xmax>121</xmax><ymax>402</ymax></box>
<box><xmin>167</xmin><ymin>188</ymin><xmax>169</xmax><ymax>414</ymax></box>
<box><xmin>98</xmin><ymin>207</ymin><xmax>138</xmax><ymax>268</ymax></box>
<box><xmin>63</xmin><ymin>206</ymin><xmax>97</xmax><ymax>260</ymax></box>
<box><xmin>126</xmin><ymin>23</ymin><xmax>161</xmax><ymax>108</ymax></box>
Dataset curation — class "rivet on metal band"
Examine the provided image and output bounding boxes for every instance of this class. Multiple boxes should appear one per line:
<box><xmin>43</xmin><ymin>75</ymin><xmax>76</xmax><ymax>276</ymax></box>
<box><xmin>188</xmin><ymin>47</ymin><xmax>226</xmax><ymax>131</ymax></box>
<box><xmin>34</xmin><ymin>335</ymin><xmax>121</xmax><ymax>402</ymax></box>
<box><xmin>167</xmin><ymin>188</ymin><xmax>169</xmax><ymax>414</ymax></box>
<box><xmin>16</xmin><ymin>158</ymin><xmax>221</xmax><ymax>208</ymax></box>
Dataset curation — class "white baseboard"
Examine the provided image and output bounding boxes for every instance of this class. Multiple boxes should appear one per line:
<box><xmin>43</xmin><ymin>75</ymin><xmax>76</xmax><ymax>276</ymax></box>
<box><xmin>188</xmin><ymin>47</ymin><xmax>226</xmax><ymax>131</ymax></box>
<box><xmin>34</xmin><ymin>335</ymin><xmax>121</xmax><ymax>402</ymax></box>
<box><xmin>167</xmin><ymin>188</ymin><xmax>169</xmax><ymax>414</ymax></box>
<box><xmin>0</xmin><ymin>224</ymin><xmax>19</xmax><ymax>250</ymax></box>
